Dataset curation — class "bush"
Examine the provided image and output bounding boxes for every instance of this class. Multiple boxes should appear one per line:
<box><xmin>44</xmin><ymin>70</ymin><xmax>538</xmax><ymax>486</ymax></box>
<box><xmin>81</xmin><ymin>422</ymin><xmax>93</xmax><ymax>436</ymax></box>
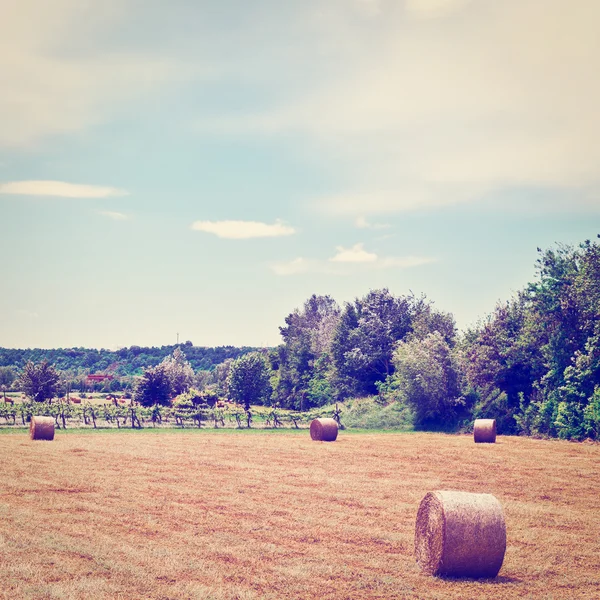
<box><xmin>583</xmin><ymin>387</ymin><xmax>600</xmax><ymax>439</ymax></box>
<box><xmin>341</xmin><ymin>397</ymin><xmax>414</xmax><ymax>430</ymax></box>
<box><xmin>389</xmin><ymin>332</ymin><xmax>465</xmax><ymax>430</ymax></box>
<box><xmin>554</xmin><ymin>401</ymin><xmax>586</xmax><ymax>440</ymax></box>
<box><xmin>473</xmin><ymin>388</ymin><xmax>516</xmax><ymax>434</ymax></box>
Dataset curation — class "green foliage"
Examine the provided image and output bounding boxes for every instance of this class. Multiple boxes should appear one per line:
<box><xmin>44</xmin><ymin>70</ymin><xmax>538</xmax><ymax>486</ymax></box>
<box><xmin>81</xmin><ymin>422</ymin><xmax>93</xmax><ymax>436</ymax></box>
<box><xmin>0</xmin><ymin>366</ymin><xmax>16</xmax><ymax>400</ymax></box>
<box><xmin>331</xmin><ymin>289</ymin><xmax>414</xmax><ymax>397</ymax></box>
<box><xmin>305</xmin><ymin>355</ymin><xmax>334</xmax><ymax>408</ymax></box>
<box><xmin>2</xmin><ymin>235</ymin><xmax>599</xmax><ymax>441</ymax></box>
<box><xmin>330</xmin><ymin>289</ymin><xmax>453</xmax><ymax>400</ymax></box>
<box><xmin>519</xmin><ymin>392</ymin><xmax>560</xmax><ymax>438</ymax></box>
<box><xmin>0</xmin><ymin>402</ymin><xmax>17</xmax><ymax>424</ymax></box>
<box><xmin>554</xmin><ymin>401</ymin><xmax>585</xmax><ymax>440</ymax></box>
<box><xmin>227</xmin><ymin>352</ymin><xmax>272</xmax><ymax>411</ymax></box>
<box><xmin>0</xmin><ymin>344</ymin><xmax>258</xmax><ymax>376</ymax></box>
<box><xmin>513</xmin><ymin>392</ymin><xmax>539</xmax><ymax>436</ymax></box>
<box><xmin>408</xmin><ymin>297</ymin><xmax>457</xmax><ymax>345</ymax></box>
<box><xmin>173</xmin><ymin>388</ymin><xmax>201</xmax><ymax>407</ymax></box>
<box><xmin>466</xmin><ymin>236</ymin><xmax>600</xmax><ymax>440</ymax></box>
<box><xmin>387</xmin><ymin>332</ymin><xmax>466</xmax><ymax>430</ymax></box>
<box><xmin>134</xmin><ymin>364</ymin><xmax>171</xmax><ymax>407</ymax></box>
<box><xmin>274</xmin><ymin>294</ymin><xmax>340</xmax><ymax>410</ymax></box>
<box><xmin>194</xmin><ymin>359</ymin><xmax>234</xmax><ymax>397</ymax></box>
<box><xmin>582</xmin><ymin>387</ymin><xmax>600</xmax><ymax>438</ymax></box>
<box><xmin>17</xmin><ymin>360</ymin><xmax>60</xmax><ymax>403</ymax></box>
<box><xmin>160</xmin><ymin>348</ymin><xmax>194</xmax><ymax>396</ymax></box>
<box><xmin>473</xmin><ymin>389</ymin><xmax>514</xmax><ymax>435</ymax></box>
<box><xmin>463</xmin><ymin>294</ymin><xmax>544</xmax><ymax>418</ymax></box>
<box><xmin>341</xmin><ymin>396</ymin><xmax>413</xmax><ymax>430</ymax></box>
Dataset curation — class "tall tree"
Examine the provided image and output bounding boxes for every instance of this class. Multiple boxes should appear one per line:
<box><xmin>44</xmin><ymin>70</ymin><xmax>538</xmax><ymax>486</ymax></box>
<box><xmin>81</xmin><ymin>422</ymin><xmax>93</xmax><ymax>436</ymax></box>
<box><xmin>227</xmin><ymin>352</ymin><xmax>272</xmax><ymax>411</ymax></box>
<box><xmin>331</xmin><ymin>289</ymin><xmax>415</xmax><ymax>397</ymax></box>
<box><xmin>0</xmin><ymin>366</ymin><xmax>16</xmax><ymax>400</ymax></box>
<box><xmin>463</xmin><ymin>294</ymin><xmax>545</xmax><ymax>431</ymax></box>
<box><xmin>161</xmin><ymin>347</ymin><xmax>194</xmax><ymax>396</ymax></box>
<box><xmin>527</xmin><ymin>238</ymin><xmax>600</xmax><ymax>438</ymax></box>
<box><xmin>17</xmin><ymin>360</ymin><xmax>60</xmax><ymax>403</ymax></box>
<box><xmin>275</xmin><ymin>294</ymin><xmax>340</xmax><ymax>409</ymax></box>
<box><xmin>463</xmin><ymin>237</ymin><xmax>600</xmax><ymax>439</ymax></box>
<box><xmin>134</xmin><ymin>364</ymin><xmax>171</xmax><ymax>407</ymax></box>
<box><xmin>409</xmin><ymin>297</ymin><xmax>457</xmax><ymax>346</ymax></box>
<box><xmin>390</xmin><ymin>332</ymin><xmax>466</xmax><ymax>429</ymax></box>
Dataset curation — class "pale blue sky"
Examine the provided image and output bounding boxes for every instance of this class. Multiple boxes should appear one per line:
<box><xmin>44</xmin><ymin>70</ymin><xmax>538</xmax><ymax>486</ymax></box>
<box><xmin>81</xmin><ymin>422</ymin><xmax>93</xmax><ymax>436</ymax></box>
<box><xmin>1</xmin><ymin>0</ymin><xmax>599</xmax><ymax>349</ymax></box>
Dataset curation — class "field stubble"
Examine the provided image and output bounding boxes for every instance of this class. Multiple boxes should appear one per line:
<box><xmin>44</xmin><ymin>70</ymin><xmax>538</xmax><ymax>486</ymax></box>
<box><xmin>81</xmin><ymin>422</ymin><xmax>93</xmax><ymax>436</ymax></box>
<box><xmin>0</xmin><ymin>431</ymin><xmax>599</xmax><ymax>599</ymax></box>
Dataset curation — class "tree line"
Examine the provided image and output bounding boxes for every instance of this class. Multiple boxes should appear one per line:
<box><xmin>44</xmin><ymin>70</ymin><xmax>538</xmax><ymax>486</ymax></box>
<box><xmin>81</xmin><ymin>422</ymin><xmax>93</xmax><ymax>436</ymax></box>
<box><xmin>2</xmin><ymin>236</ymin><xmax>598</xmax><ymax>440</ymax></box>
<box><xmin>0</xmin><ymin>343</ymin><xmax>257</xmax><ymax>375</ymax></box>
<box><xmin>266</xmin><ymin>237</ymin><xmax>600</xmax><ymax>440</ymax></box>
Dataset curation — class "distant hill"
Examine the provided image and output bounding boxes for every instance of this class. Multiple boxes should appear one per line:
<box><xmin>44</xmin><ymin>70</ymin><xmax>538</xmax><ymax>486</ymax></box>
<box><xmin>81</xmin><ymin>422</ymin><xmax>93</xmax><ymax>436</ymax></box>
<box><xmin>0</xmin><ymin>343</ymin><xmax>262</xmax><ymax>375</ymax></box>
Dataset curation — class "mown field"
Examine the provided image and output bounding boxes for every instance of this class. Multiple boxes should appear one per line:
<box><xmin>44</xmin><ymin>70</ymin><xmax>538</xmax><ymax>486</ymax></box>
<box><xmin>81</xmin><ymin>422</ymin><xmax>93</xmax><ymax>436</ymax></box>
<box><xmin>1</xmin><ymin>430</ymin><xmax>599</xmax><ymax>599</ymax></box>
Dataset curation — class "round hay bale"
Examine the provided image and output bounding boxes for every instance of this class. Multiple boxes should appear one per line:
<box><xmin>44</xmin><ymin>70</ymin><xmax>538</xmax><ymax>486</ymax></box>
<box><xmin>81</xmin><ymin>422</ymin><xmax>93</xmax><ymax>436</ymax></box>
<box><xmin>415</xmin><ymin>490</ymin><xmax>506</xmax><ymax>578</ymax></box>
<box><xmin>310</xmin><ymin>418</ymin><xmax>338</xmax><ymax>442</ymax></box>
<box><xmin>30</xmin><ymin>416</ymin><xmax>55</xmax><ymax>441</ymax></box>
<box><xmin>474</xmin><ymin>419</ymin><xmax>497</xmax><ymax>443</ymax></box>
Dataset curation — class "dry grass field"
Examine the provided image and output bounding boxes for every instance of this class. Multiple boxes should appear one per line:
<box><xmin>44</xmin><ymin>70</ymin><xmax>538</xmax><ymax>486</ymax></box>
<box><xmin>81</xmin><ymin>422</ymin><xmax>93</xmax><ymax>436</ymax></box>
<box><xmin>0</xmin><ymin>430</ymin><xmax>599</xmax><ymax>599</ymax></box>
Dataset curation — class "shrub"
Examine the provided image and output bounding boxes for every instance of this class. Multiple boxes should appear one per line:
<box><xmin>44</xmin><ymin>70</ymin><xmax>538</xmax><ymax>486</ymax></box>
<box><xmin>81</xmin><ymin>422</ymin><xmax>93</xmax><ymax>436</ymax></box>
<box><xmin>341</xmin><ymin>396</ymin><xmax>413</xmax><ymax>430</ymax></box>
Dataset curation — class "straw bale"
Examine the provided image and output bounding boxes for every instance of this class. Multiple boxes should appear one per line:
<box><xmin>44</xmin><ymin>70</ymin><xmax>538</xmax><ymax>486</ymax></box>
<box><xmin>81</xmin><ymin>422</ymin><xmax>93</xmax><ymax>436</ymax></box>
<box><xmin>474</xmin><ymin>419</ymin><xmax>497</xmax><ymax>443</ymax></box>
<box><xmin>310</xmin><ymin>418</ymin><xmax>338</xmax><ymax>442</ymax></box>
<box><xmin>415</xmin><ymin>490</ymin><xmax>506</xmax><ymax>578</ymax></box>
<box><xmin>30</xmin><ymin>416</ymin><xmax>55</xmax><ymax>441</ymax></box>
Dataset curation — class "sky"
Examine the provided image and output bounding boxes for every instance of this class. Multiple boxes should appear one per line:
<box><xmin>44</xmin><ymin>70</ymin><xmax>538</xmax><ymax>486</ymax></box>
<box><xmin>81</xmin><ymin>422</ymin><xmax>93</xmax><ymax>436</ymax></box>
<box><xmin>1</xmin><ymin>0</ymin><xmax>599</xmax><ymax>350</ymax></box>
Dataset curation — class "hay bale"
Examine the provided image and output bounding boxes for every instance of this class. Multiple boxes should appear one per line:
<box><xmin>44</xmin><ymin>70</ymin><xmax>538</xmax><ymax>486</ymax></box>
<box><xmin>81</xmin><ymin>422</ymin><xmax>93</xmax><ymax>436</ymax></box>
<box><xmin>30</xmin><ymin>416</ymin><xmax>55</xmax><ymax>441</ymax></box>
<box><xmin>310</xmin><ymin>418</ymin><xmax>338</xmax><ymax>442</ymax></box>
<box><xmin>474</xmin><ymin>419</ymin><xmax>497</xmax><ymax>443</ymax></box>
<box><xmin>415</xmin><ymin>490</ymin><xmax>506</xmax><ymax>578</ymax></box>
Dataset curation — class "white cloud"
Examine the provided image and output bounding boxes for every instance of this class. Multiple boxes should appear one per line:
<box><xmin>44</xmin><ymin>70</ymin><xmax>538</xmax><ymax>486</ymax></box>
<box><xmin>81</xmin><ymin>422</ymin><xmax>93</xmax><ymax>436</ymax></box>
<box><xmin>272</xmin><ymin>243</ymin><xmax>436</xmax><ymax>275</ymax></box>
<box><xmin>317</xmin><ymin>187</ymin><xmax>479</xmax><ymax>216</ymax></box>
<box><xmin>355</xmin><ymin>215</ymin><xmax>391</xmax><ymax>229</ymax></box>
<box><xmin>195</xmin><ymin>0</ymin><xmax>600</xmax><ymax>215</ymax></box>
<box><xmin>191</xmin><ymin>219</ymin><xmax>295</xmax><ymax>239</ymax></box>
<box><xmin>0</xmin><ymin>180</ymin><xmax>128</xmax><ymax>198</ymax></box>
<box><xmin>329</xmin><ymin>243</ymin><xmax>377</xmax><ymax>263</ymax></box>
<box><xmin>378</xmin><ymin>256</ymin><xmax>437</xmax><ymax>268</ymax></box>
<box><xmin>6</xmin><ymin>1</ymin><xmax>598</xmax><ymax>215</ymax></box>
<box><xmin>0</xmin><ymin>0</ymin><xmax>193</xmax><ymax>149</ymax></box>
<box><xmin>98</xmin><ymin>210</ymin><xmax>129</xmax><ymax>221</ymax></box>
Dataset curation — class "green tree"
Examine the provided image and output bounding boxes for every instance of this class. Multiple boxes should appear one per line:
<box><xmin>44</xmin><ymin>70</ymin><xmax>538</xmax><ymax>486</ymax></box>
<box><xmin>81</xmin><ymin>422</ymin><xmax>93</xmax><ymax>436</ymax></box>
<box><xmin>408</xmin><ymin>297</ymin><xmax>457</xmax><ymax>345</ymax></box>
<box><xmin>0</xmin><ymin>366</ymin><xmax>16</xmax><ymax>400</ymax></box>
<box><xmin>519</xmin><ymin>239</ymin><xmax>600</xmax><ymax>438</ymax></box>
<box><xmin>331</xmin><ymin>289</ymin><xmax>416</xmax><ymax>397</ymax></box>
<box><xmin>463</xmin><ymin>236</ymin><xmax>600</xmax><ymax>439</ymax></box>
<box><xmin>161</xmin><ymin>347</ymin><xmax>194</xmax><ymax>396</ymax></box>
<box><xmin>17</xmin><ymin>360</ymin><xmax>60</xmax><ymax>403</ymax></box>
<box><xmin>205</xmin><ymin>358</ymin><xmax>234</xmax><ymax>397</ymax></box>
<box><xmin>134</xmin><ymin>364</ymin><xmax>171</xmax><ymax>407</ymax></box>
<box><xmin>227</xmin><ymin>352</ymin><xmax>272</xmax><ymax>411</ymax></box>
<box><xmin>275</xmin><ymin>294</ymin><xmax>340</xmax><ymax>410</ymax></box>
<box><xmin>389</xmin><ymin>332</ymin><xmax>466</xmax><ymax>429</ymax></box>
<box><xmin>463</xmin><ymin>294</ymin><xmax>545</xmax><ymax>433</ymax></box>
